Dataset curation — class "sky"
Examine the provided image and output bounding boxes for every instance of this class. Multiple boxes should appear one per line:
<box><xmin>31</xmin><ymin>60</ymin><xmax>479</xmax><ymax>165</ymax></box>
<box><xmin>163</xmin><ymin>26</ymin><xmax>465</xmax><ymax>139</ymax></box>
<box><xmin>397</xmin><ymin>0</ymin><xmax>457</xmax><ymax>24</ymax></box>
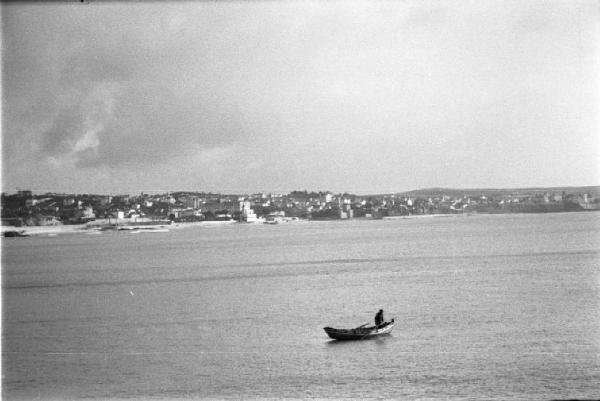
<box><xmin>2</xmin><ymin>0</ymin><xmax>599</xmax><ymax>195</ymax></box>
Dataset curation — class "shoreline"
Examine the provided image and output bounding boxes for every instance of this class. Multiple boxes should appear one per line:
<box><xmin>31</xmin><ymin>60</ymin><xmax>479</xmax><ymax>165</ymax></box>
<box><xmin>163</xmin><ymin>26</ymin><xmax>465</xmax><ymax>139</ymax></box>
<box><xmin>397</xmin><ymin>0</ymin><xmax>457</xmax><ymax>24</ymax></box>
<box><xmin>2</xmin><ymin>210</ymin><xmax>598</xmax><ymax>237</ymax></box>
<box><xmin>0</xmin><ymin>220</ymin><xmax>239</xmax><ymax>236</ymax></box>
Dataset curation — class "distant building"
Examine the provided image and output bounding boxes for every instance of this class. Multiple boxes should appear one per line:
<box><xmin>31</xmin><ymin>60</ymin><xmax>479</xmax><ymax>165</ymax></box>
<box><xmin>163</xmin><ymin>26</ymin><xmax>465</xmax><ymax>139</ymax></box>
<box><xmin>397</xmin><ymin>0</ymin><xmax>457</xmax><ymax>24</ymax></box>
<box><xmin>82</xmin><ymin>207</ymin><xmax>95</xmax><ymax>220</ymax></box>
<box><xmin>214</xmin><ymin>211</ymin><xmax>233</xmax><ymax>221</ymax></box>
<box><xmin>99</xmin><ymin>195</ymin><xmax>112</xmax><ymax>206</ymax></box>
<box><xmin>114</xmin><ymin>195</ymin><xmax>130</xmax><ymax>205</ymax></box>
<box><xmin>26</xmin><ymin>215</ymin><xmax>61</xmax><ymax>226</ymax></box>
<box><xmin>185</xmin><ymin>197</ymin><xmax>201</xmax><ymax>209</ymax></box>
<box><xmin>17</xmin><ymin>190</ymin><xmax>32</xmax><ymax>198</ymax></box>
<box><xmin>240</xmin><ymin>201</ymin><xmax>260</xmax><ymax>223</ymax></box>
<box><xmin>110</xmin><ymin>211</ymin><xmax>125</xmax><ymax>220</ymax></box>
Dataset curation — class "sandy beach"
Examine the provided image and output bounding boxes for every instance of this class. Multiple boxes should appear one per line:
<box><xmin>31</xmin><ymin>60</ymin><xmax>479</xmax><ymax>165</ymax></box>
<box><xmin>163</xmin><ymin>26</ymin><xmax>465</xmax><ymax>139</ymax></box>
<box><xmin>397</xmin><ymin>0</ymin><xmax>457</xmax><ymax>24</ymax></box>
<box><xmin>0</xmin><ymin>219</ymin><xmax>241</xmax><ymax>237</ymax></box>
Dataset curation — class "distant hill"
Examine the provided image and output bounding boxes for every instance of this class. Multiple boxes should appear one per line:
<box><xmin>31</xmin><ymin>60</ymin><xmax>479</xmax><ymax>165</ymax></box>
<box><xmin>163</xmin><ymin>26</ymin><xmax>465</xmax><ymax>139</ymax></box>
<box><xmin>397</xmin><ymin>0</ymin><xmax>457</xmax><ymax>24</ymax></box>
<box><xmin>371</xmin><ymin>186</ymin><xmax>600</xmax><ymax>198</ymax></box>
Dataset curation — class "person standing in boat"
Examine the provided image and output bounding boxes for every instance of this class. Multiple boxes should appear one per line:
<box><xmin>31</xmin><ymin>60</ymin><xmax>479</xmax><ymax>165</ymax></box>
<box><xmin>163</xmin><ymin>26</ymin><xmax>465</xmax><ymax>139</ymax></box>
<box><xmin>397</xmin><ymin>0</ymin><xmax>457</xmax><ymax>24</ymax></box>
<box><xmin>375</xmin><ymin>309</ymin><xmax>384</xmax><ymax>327</ymax></box>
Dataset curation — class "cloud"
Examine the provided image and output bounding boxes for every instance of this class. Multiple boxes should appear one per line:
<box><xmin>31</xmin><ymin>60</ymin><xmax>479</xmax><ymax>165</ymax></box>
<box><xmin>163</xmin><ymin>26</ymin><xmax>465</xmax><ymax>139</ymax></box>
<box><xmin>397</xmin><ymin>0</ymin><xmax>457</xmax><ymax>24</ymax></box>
<box><xmin>15</xmin><ymin>6</ymin><xmax>228</xmax><ymax>168</ymax></box>
<box><xmin>40</xmin><ymin>80</ymin><xmax>118</xmax><ymax>166</ymax></box>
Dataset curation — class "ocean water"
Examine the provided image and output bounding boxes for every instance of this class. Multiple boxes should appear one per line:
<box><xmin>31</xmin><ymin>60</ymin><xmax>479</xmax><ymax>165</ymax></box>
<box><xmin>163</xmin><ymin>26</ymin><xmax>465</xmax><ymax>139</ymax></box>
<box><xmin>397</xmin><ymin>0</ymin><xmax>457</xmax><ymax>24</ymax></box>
<box><xmin>2</xmin><ymin>212</ymin><xmax>599</xmax><ymax>400</ymax></box>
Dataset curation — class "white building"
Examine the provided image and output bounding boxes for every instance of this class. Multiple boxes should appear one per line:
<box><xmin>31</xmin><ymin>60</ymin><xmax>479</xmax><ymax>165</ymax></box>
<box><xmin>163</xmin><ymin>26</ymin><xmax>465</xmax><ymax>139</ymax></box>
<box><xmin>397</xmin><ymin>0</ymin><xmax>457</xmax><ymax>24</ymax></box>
<box><xmin>240</xmin><ymin>201</ymin><xmax>260</xmax><ymax>223</ymax></box>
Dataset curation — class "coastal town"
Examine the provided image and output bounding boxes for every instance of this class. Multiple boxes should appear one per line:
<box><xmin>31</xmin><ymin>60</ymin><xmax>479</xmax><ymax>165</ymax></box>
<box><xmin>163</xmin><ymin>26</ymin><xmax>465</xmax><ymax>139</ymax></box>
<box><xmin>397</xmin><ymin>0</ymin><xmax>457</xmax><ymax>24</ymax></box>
<box><xmin>1</xmin><ymin>186</ymin><xmax>599</xmax><ymax>230</ymax></box>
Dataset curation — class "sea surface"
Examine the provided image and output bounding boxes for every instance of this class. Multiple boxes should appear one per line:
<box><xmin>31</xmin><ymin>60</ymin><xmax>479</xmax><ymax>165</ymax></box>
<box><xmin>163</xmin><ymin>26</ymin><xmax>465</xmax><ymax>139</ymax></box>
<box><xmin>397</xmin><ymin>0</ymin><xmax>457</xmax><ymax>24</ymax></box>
<box><xmin>2</xmin><ymin>212</ymin><xmax>600</xmax><ymax>400</ymax></box>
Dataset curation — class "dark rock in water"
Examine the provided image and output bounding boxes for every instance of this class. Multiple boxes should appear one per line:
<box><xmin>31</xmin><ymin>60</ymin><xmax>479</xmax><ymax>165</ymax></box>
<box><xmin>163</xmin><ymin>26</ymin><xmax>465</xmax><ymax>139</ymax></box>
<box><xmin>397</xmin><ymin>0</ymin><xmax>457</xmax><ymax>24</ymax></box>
<box><xmin>4</xmin><ymin>231</ymin><xmax>30</xmax><ymax>237</ymax></box>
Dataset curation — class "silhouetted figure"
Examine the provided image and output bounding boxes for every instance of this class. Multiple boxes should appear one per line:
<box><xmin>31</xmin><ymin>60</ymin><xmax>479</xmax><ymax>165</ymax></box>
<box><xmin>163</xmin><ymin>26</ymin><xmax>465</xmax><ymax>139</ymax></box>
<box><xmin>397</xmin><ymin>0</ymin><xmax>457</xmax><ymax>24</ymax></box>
<box><xmin>375</xmin><ymin>309</ymin><xmax>384</xmax><ymax>327</ymax></box>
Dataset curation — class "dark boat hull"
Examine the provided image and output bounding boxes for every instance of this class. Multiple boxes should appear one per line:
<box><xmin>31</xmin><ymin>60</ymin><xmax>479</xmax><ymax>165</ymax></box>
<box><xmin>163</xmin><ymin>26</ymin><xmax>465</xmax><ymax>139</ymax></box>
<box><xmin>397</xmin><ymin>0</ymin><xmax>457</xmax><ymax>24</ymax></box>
<box><xmin>324</xmin><ymin>319</ymin><xmax>394</xmax><ymax>340</ymax></box>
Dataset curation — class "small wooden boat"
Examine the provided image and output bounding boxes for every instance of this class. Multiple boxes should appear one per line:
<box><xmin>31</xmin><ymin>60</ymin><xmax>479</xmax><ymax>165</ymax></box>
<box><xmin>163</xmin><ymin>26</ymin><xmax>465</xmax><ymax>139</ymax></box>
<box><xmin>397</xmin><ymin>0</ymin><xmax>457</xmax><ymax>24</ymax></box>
<box><xmin>323</xmin><ymin>319</ymin><xmax>395</xmax><ymax>341</ymax></box>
